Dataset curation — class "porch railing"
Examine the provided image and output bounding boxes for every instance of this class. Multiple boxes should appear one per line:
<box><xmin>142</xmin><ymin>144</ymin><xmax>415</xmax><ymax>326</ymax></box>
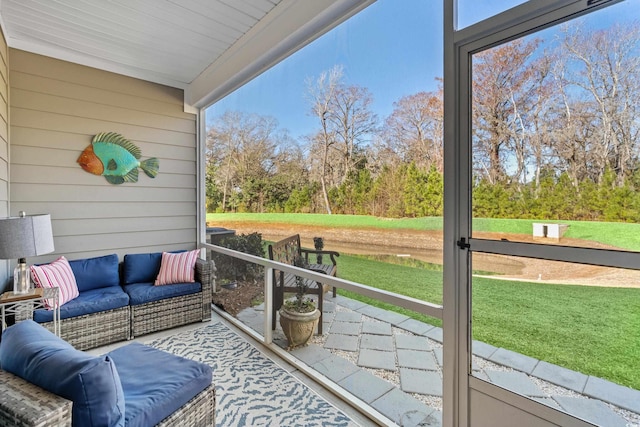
<box><xmin>201</xmin><ymin>242</ymin><xmax>443</xmax><ymax>425</ymax></box>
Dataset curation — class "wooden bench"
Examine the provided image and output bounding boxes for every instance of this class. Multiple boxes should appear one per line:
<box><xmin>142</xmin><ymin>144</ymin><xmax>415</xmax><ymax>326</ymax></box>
<box><xmin>268</xmin><ymin>234</ymin><xmax>339</xmax><ymax>335</ymax></box>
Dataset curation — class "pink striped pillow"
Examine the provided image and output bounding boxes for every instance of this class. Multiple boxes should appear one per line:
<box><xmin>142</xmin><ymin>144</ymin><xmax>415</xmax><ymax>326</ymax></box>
<box><xmin>30</xmin><ymin>256</ymin><xmax>80</xmax><ymax>309</ymax></box>
<box><xmin>154</xmin><ymin>250</ymin><xmax>199</xmax><ymax>286</ymax></box>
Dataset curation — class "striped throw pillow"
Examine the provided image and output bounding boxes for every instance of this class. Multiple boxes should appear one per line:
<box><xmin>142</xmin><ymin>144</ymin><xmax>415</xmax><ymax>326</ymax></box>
<box><xmin>154</xmin><ymin>250</ymin><xmax>199</xmax><ymax>286</ymax></box>
<box><xmin>30</xmin><ymin>256</ymin><xmax>80</xmax><ymax>309</ymax></box>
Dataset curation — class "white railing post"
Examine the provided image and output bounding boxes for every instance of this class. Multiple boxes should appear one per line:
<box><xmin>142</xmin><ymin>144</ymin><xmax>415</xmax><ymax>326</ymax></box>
<box><xmin>264</xmin><ymin>266</ymin><xmax>273</xmax><ymax>344</ymax></box>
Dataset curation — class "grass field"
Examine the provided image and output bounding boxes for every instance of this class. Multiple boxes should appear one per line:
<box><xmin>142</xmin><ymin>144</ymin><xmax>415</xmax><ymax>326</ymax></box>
<box><xmin>209</xmin><ymin>212</ymin><xmax>640</xmax><ymax>251</ymax></box>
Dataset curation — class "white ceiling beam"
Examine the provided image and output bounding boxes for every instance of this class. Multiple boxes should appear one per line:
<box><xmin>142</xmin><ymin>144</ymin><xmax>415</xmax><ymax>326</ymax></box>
<box><xmin>186</xmin><ymin>0</ymin><xmax>376</xmax><ymax>109</ymax></box>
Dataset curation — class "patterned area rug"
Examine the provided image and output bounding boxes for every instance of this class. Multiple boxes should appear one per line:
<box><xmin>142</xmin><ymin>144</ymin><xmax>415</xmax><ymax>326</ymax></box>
<box><xmin>150</xmin><ymin>322</ymin><xmax>358</xmax><ymax>426</ymax></box>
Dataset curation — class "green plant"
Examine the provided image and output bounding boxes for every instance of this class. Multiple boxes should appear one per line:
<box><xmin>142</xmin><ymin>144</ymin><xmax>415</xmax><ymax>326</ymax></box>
<box><xmin>282</xmin><ymin>255</ymin><xmax>316</xmax><ymax>313</ymax></box>
<box><xmin>212</xmin><ymin>232</ymin><xmax>265</xmax><ymax>283</ymax></box>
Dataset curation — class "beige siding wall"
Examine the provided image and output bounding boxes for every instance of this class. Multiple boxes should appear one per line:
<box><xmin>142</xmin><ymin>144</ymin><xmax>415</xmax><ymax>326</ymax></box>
<box><xmin>9</xmin><ymin>49</ymin><xmax>197</xmax><ymax>264</ymax></box>
<box><xmin>0</xmin><ymin>31</ymin><xmax>8</xmax><ymax>292</ymax></box>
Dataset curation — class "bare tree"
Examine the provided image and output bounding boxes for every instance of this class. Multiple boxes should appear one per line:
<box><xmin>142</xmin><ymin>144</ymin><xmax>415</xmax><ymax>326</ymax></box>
<box><xmin>206</xmin><ymin>111</ymin><xmax>279</xmax><ymax>211</ymax></box>
<box><xmin>306</xmin><ymin>65</ymin><xmax>377</xmax><ymax>214</ymax></box>
<box><xmin>381</xmin><ymin>89</ymin><xmax>444</xmax><ymax>172</ymax></box>
<box><xmin>472</xmin><ymin>38</ymin><xmax>544</xmax><ymax>185</ymax></box>
<box><xmin>306</xmin><ymin>66</ymin><xmax>343</xmax><ymax>214</ymax></box>
<box><xmin>331</xmin><ymin>84</ymin><xmax>378</xmax><ymax>181</ymax></box>
<box><xmin>559</xmin><ymin>22</ymin><xmax>640</xmax><ymax>185</ymax></box>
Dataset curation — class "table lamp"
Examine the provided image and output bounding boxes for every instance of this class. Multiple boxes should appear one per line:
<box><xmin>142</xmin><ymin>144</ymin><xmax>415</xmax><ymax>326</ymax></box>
<box><xmin>0</xmin><ymin>212</ymin><xmax>55</xmax><ymax>295</ymax></box>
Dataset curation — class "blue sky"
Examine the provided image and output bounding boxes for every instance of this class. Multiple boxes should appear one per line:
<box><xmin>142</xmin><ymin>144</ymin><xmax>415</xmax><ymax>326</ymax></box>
<box><xmin>206</xmin><ymin>0</ymin><xmax>638</xmax><ymax>141</ymax></box>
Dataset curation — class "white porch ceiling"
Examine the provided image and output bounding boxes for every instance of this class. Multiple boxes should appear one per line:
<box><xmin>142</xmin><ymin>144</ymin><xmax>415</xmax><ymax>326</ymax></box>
<box><xmin>0</xmin><ymin>0</ymin><xmax>373</xmax><ymax>108</ymax></box>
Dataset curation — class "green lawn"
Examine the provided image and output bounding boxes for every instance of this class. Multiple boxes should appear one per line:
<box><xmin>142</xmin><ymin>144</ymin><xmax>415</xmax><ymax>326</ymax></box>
<box><xmin>337</xmin><ymin>253</ymin><xmax>640</xmax><ymax>390</ymax></box>
<box><xmin>209</xmin><ymin>212</ymin><xmax>640</xmax><ymax>251</ymax></box>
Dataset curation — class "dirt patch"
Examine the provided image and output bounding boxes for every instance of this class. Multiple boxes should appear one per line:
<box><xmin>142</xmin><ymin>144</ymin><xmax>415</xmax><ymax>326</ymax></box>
<box><xmin>210</xmin><ymin>220</ymin><xmax>640</xmax><ymax>288</ymax></box>
<box><xmin>211</xmin><ymin>280</ymin><xmax>263</xmax><ymax>317</ymax></box>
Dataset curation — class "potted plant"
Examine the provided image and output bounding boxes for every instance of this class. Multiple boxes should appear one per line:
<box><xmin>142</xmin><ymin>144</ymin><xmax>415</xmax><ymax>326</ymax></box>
<box><xmin>279</xmin><ymin>256</ymin><xmax>321</xmax><ymax>350</ymax></box>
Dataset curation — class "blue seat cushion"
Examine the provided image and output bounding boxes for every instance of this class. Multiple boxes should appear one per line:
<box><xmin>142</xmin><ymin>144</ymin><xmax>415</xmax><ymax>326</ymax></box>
<box><xmin>0</xmin><ymin>320</ymin><xmax>125</xmax><ymax>427</ymax></box>
<box><xmin>69</xmin><ymin>254</ymin><xmax>120</xmax><ymax>292</ymax></box>
<box><xmin>33</xmin><ymin>286</ymin><xmax>129</xmax><ymax>322</ymax></box>
<box><xmin>107</xmin><ymin>342</ymin><xmax>212</xmax><ymax>427</ymax></box>
<box><xmin>124</xmin><ymin>281</ymin><xmax>201</xmax><ymax>306</ymax></box>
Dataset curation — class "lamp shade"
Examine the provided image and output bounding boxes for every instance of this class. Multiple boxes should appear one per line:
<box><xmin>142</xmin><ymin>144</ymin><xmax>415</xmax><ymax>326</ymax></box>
<box><xmin>0</xmin><ymin>214</ymin><xmax>55</xmax><ymax>259</ymax></box>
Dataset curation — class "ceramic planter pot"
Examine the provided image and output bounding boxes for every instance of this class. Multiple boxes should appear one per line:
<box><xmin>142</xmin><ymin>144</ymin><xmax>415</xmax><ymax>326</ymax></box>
<box><xmin>279</xmin><ymin>307</ymin><xmax>321</xmax><ymax>350</ymax></box>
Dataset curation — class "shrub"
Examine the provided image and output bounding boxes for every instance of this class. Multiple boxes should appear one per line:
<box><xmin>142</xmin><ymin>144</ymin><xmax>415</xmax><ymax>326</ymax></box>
<box><xmin>212</xmin><ymin>232</ymin><xmax>265</xmax><ymax>283</ymax></box>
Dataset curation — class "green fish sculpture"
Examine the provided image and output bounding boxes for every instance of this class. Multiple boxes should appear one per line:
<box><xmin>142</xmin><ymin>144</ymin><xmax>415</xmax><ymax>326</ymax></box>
<box><xmin>77</xmin><ymin>132</ymin><xmax>159</xmax><ymax>185</ymax></box>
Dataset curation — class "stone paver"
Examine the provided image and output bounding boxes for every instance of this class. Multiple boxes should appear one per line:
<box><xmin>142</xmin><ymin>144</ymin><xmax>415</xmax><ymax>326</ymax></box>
<box><xmin>338</xmin><ymin>370</ymin><xmax>395</xmax><ymax>404</ymax></box>
<box><xmin>322</xmin><ymin>301</ymin><xmax>337</xmax><ymax>312</ymax></box>
<box><xmin>424</xmin><ymin>327</ymin><xmax>443</xmax><ymax>343</ymax></box>
<box><xmin>583</xmin><ymin>376</ymin><xmax>640</xmax><ymax>414</ymax></box>
<box><xmin>357</xmin><ymin>305</ymin><xmax>410</xmax><ymax>325</ymax></box>
<box><xmin>333</xmin><ymin>311</ymin><xmax>362</xmax><ymax>323</ymax></box>
<box><xmin>488</xmin><ymin>348</ymin><xmax>539</xmax><ymax>374</ymax></box>
<box><xmin>355</xmin><ymin>304</ymin><xmax>389</xmax><ymax>319</ymax></box>
<box><xmin>485</xmin><ymin>371</ymin><xmax>546</xmax><ymax>397</ymax></box>
<box><xmin>395</xmin><ymin>333</ymin><xmax>431</xmax><ymax>351</ymax></box>
<box><xmin>553</xmin><ymin>396</ymin><xmax>627</xmax><ymax>427</ymax></box>
<box><xmin>334</xmin><ymin>295</ymin><xmax>367</xmax><ymax>310</ymax></box>
<box><xmin>312</xmin><ymin>354</ymin><xmax>360</xmax><ymax>382</ymax></box>
<box><xmin>290</xmin><ymin>344</ymin><xmax>332</xmax><ymax>366</ymax></box>
<box><xmin>373</xmin><ymin>310</ymin><xmax>411</xmax><ymax>326</ymax></box>
<box><xmin>324</xmin><ymin>333</ymin><xmax>359</xmax><ymax>352</ymax></box>
<box><xmin>362</xmin><ymin>321</ymin><xmax>392</xmax><ymax>335</ymax></box>
<box><xmin>329</xmin><ymin>321</ymin><xmax>360</xmax><ymax>336</ymax></box>
<box><xmin>400</xmin><ymin>369</ymin><xmax>442</xmax><ymax>396</ymax></box>
<box><xmin>472</xmin><ymin>340</ymin><xmax>498</xmax><ymax>359</ymax></box>
<box><xmin>396</xmin><ymin>318</ymin><xmax>435</xmax><ymax>336</ymax></box>
<box><xmin>358</xmin><ymin>348</ymin><xmax>396</xmax><ymax>371</ymax></box>
<box><xmin>360</xmin><ymin>334</ymin><xmax>394</xmax><ymax>351</ymax></box>
<box><xmin>397</xmin><ymin>349</ymin><xmax>438</xmax><ymax>371</ymax></box>
<box><xmin>371</xmin><ymin>388</ymin><xmax>436</xmax><ymax>427</ymax></box>
<box><xmin>531</xmin><ymin>361</ymin><xmax>588</xmax><ymax>393</ymax></box>
<box><xmin>433</xmin><ymin>347</ymin><xmax>443</xmax><ymax>369</ymax></box>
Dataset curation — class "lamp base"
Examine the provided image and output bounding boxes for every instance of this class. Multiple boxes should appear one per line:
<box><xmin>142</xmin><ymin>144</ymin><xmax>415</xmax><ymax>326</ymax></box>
<box><xmin>13</xmin><ymin>260</ymin><xmax>30</xmax><ymax>295</ymax></box>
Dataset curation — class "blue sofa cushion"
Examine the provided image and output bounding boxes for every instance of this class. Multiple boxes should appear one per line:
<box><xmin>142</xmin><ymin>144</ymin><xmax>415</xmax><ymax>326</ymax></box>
<box><xmin>0</xmin><ymin>320</ymin><xmax>125</xmax><ymax>427</ymax></box>
<box><xmin>69</xmin><ymin>254</ymin><xmax>120</xmax><ymax>292</ymax></box>
<box><xmin>33</xmin><ymin>286</ymin><xmax>130</xmax><ymax>322</ymax></box>
<box><xmin>122</xmin><ymin>252</ymin><xmax>163</xmax><ymax>285</ymax></box>
<box><xmin>124</xmin><ymin>281</ymin><xmax>201</xmax><ymax>306</ymax></box>
<box><xmin>107</xmin><ymin>342</ymin><xmax>212</xmax><ymax>427</ymax></box>
<box><xmin>123</xmin><ymin>251</ymin><xmax>189</xmax><ymax>285</ymax></box>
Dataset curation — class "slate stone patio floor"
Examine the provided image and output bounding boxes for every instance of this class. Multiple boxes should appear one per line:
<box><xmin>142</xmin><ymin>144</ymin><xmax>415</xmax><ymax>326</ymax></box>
<box><xmin>238</xmin><ymin>295</ymin><xmax>640</xmax><ymax>427</ymax></box>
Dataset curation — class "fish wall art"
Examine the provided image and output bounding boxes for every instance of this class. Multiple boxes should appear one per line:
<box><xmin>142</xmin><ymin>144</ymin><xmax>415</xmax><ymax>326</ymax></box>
<box><xmin>77</xmin><ymin>132</ymin><xmax>159</xmax><ymax>185</ymax></box>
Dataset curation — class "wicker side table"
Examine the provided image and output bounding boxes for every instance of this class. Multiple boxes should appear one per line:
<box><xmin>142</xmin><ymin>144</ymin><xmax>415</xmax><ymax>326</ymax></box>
<box><xmin>0</xmin><ymin>288</ymin><xmax>60</xmax><ymax>336</ymax></box>
<box><xmin>0</xmin><ymin>370</ymin><xmax>71</xmax><ymax>427</ymax></box>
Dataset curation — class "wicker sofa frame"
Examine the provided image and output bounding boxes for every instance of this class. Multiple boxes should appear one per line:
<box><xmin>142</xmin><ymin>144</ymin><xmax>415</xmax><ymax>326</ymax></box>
<box><xmin>34</xmin><ymin>258</ymin><xmax>214</xmax><ymax>351</ymax></box>
<box><xmin>39</xmin><ymin>306</ymin><xmax>130</xmax><ymax>352</ymax></box>
<box><xmin>0</xmin><ymin>369</ymin><xmax>216</xmax><ymax>427</ymax></box>
<box><xmin>130</xmin><ymin>259</ymin><xmax>213</xmax><ymax>338</ymax></box>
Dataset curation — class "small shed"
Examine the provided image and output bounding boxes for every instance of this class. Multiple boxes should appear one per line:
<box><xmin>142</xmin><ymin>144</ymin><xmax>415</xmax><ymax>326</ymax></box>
<box><xmin>532</xmin><ymin>223</ymin><xmax>569</xmax><ymax>240</ymax></box>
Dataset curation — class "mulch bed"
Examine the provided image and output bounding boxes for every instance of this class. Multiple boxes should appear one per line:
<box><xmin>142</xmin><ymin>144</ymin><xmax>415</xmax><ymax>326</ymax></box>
<box><xmin>212</xmin><ymin>280</ymin><xmax>263</xmax><ymax>317</ymax></box>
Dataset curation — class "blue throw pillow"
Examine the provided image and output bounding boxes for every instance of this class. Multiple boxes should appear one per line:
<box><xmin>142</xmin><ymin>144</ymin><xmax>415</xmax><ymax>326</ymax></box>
<box><xmin>122</xmin><ymin>252</ymin><xmax>163</xmax><ymax>285</ymax></box>
<box><xmin>69</xmin><ymin>254</ymin><xmax>120</xmax><ymax>292</ymax></box>
<box><xmin>0</xmin><ymin>320</ymin><xmax>125</xmax><ymax>427</ymax></box>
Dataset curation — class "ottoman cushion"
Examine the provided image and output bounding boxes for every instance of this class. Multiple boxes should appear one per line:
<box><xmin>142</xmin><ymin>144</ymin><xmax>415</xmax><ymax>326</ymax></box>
<box><xmin>107</xmin><ymin>342</ymin><xmax>212</xmax><ymax>427</ymax></box>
